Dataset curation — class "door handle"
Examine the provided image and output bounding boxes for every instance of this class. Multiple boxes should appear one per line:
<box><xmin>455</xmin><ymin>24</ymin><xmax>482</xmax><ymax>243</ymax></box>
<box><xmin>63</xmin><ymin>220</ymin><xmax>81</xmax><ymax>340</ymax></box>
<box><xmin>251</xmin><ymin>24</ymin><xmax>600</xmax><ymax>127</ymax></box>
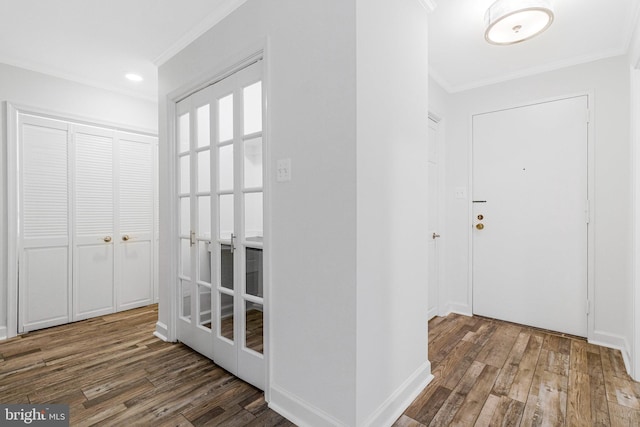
<box><xmin>476</xmin><ymin>223</ymin><xmax>485</xmax><ymax>230</ymax></box>
<box><xmin>122</xmin><ymin>235</ymin><xmax>131</xmax><ymax>241</ymax></box>
<box><xmin>230</xmin><ymin>233</ymin><xmax>235</xmax><ymax>254</ymax></box>
<box><xmin>103</xmin><ymin>236</ymin><xmax>112</xmax><ymax>243</ymax></box>
<box><xmin>432</xmin><ymin>233</ymin><xmax>441</xmax><ymax>239</ymax></box>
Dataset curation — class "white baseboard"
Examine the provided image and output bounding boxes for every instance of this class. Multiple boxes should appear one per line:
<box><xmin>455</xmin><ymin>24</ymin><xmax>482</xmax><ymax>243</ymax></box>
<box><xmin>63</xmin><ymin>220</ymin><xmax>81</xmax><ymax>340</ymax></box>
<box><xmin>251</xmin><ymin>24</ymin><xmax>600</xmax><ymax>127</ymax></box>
<box><xmin>443</xmin><ymin>302</ymin><xmax>472</xmax><ymax>317</ymax></box>
<box><xmin>360</xmin><ymin>361</ymin><xmax>433</xmax><ymax>427</ymax></box>
<box><xmin>0</xmin><ymin>326</ymin><xmax>7</xmax><ymax>341</ymax></box>
<box><xmin>269</xmin><ymin>362</ymin><xmax>433</xmax><ymax>427</ymax></box>
<box><xmin>428</xmin><ymin>307</ymin><xmax>439</xmax><ymax>320</ymax></box>
<box><xmin>269</xmin><ymin>384</ymin><xmax>348</xmax><ymax>427</ymax></box>
<box><xmin>154</xmin><ymin>321</ymin><xmax>169</xmax><ymax>342</ymax></box>
<box><xmin>590</xmin><ymin>330</ymin><xmax>632</xmax><ymax>375</ymax></box>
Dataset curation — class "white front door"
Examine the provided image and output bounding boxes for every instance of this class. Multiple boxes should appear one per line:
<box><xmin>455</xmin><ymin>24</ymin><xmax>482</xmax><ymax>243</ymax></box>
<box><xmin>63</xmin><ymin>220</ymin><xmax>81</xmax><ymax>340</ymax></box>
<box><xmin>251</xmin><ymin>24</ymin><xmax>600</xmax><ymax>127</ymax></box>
<box><xmin>472</xmin><ymin>96</ymin><xmax>589</xmax><ymax>337</ymax></box>
<box><xmin>176</xmin><ymin>61</ymin><xmax>266</xmax><ymax>390</ymax></box>
<box><xmin>427</xmin><ymin>116</ymin><xmax>441</xmax><ymax>319</ymax></box>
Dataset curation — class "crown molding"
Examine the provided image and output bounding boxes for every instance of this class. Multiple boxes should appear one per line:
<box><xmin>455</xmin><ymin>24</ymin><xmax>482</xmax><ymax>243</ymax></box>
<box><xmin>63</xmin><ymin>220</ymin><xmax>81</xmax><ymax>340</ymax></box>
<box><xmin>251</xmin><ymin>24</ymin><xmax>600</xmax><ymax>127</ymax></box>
<box><xmin>418</xmin><ymin>0</ymin><xmax>437</xmax><ymax>13</ymax></box>
<box><xmin>154</xmin><ymin>0</ymin><xmax>248</xmax><ymax>66</ymax></box>
<box><xmin>628</xmin><ymin>1</ymin><xmax>640</xmax><ymax>68</ymax></box>
<box><xmin>433</xmin><ymin>48</ymin><xmax>627</xmax><ymax>94</ymax></box>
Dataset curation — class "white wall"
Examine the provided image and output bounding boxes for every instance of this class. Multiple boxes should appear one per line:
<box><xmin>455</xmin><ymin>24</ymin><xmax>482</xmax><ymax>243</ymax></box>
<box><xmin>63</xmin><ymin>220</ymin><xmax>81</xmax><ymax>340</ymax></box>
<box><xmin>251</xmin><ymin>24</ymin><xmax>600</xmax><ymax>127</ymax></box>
<box><xmin>355</xmin><ymin>0</ymin><xmax>431</xmax><ymax>425</ymax></box>
<box><xmin>158</xmin><ymin>1</ymin><xmax>359</xmax><ymax>425</ymax></box>
<box><xmin>158</xmin><ymin>0</ymin><xmax>432</xmax><ymax>425</ymax></box>
<box><xmin>442</xmin><ymin>56</ymin><xmax>632</xmax><ymax>354</ymax></box>
<box><xmin>0</xmin><ymin>62</ymin><xmax>157</xmax><ymax>338</ymax></box>
<box><xmin>429</xmin><ymin>76</ymin><xmax>449</xmax><ymax>118</ymax></box>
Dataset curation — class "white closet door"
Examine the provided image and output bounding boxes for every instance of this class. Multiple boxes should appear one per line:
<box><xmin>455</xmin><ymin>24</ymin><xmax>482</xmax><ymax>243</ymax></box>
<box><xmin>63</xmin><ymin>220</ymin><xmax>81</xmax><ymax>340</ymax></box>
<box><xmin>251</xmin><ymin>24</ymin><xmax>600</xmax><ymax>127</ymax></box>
<box><xmin>19</xmin><ymin>116</ymin><xmax>72</xmax><ymax>332</ymax></box>
<box><xmin>117</xmin><ymin>132</ymin><xmax>155</xmax><ymax>310</ymax></box>
<box><xmin>73</xmin><ymin>125</ymin><xmax>116</xmax><ymax>320</ymax></box>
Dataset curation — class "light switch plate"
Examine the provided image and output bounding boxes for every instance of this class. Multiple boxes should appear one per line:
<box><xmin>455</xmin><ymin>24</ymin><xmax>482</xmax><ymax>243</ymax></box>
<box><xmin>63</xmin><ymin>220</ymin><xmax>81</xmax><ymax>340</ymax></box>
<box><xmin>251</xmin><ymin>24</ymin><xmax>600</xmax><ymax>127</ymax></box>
<box><xmin>277</xmin><ymin>158</ymin><xmax>291</xmax><ymax>182</ymax></box>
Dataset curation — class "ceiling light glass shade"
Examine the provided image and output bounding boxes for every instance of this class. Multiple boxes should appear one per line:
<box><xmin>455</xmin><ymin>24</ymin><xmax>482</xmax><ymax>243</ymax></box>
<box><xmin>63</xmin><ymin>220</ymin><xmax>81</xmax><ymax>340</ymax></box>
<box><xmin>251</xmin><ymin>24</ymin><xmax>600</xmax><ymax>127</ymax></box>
<box><xmin>485</xmin><ymin>0</ymin><xmax>554</xmax><ymax>45</ymax></box>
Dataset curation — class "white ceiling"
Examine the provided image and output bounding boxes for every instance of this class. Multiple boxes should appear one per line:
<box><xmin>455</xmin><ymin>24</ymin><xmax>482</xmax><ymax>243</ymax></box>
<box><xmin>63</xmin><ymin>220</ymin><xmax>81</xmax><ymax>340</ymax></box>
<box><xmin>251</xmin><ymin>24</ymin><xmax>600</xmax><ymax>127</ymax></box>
<box><xmin>429</xmin><ymin>0</ymin><xmax>640</xmax><ymax>92</ymax></box>
<box><xmin>0</xmin><ymin>0</ymin><xmax>246</xmax><ymax>101</ymax></box>
<box><xmin>0</xmin><ymin>1</ymin><xmax>638</xmax><ymax>101</ymax></box>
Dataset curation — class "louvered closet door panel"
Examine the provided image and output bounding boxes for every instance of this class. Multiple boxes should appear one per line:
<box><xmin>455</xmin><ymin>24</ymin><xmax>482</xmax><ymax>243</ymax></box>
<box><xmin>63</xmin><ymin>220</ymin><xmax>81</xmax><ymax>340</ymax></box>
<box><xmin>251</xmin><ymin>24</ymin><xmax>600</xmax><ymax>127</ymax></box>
<box><xmin>19</xmin><ymin>117</ymin><xmax>71</xmax><ymax>332</ymax></box>
<box><xmin>118</xmin><ymin>133</ymin><xmax>156</xmax><ymax>310</ymax></box>
<box><xmin>73</xmin><ymin>125</ymin><xmax>115</xmax><ymax>320</ymax></box>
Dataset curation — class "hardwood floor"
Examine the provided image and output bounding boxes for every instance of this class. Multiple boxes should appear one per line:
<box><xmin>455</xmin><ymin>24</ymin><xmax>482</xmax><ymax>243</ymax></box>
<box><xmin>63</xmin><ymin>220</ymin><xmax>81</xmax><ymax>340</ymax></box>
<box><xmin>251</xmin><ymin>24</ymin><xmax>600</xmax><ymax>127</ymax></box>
<box><xmin>398</xmin><ymin>314</ymin><xmax>640</xmax><ymax>427</ymax></box>
<box><xmin>2</xmin><ymin>306</ymin><xmax>639</xmax><ymax>426</ymax></box>
<box><xmin>0</xmin><ymin>305</ymin><xmax>292</xmax><ymax>426</ymax></box>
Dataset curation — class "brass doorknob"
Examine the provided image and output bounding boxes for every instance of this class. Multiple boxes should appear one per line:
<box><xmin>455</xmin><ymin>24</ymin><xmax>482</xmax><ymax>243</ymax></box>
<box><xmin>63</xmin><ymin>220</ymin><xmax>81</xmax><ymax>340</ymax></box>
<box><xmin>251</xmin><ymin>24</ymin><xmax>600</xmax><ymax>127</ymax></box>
<box><xmin>476</xmin><ymin>223</ymin><xmax>484</xmax><ymax>230</ymax></box>
<box><xmin>122</xmin><ymin>235</ymin><xmax>131</xmax><ymax>241</ymax></box>
<box><xmin>103</xmin><ymin>236</ymin><xmax>112</xmax><ymax>243</ymax></box>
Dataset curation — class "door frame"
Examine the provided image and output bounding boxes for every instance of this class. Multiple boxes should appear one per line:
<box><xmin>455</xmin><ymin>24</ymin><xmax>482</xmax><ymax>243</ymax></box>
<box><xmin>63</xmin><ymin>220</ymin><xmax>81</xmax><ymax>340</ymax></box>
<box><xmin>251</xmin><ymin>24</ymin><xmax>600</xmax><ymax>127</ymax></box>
<box><xmin>163</xmin><ymin>43</ymin><xmax>272</xmax><ymax>397</ymax></box>
<box><xmin>467</xmin><ymin>92</ymin><xmax>596</xmax><ymax>341</ymax></box>
<box><xmin>6</xmin><ymin>102</ymin><xmax>157</xmax><ymax>339</ymax></box>
<box><xmin>427</xmin><ymin>111</ymin><xmax>446</xmax><ymax>318</ymax></box>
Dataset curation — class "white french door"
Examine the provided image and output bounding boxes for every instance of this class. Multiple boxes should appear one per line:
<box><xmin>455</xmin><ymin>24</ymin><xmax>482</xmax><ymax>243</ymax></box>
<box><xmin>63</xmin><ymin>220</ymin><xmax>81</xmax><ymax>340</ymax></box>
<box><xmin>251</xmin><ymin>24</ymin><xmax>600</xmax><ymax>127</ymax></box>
<box><xmin>472</xmin><ymin>96</ymin><xmax>589</xmax><ymax>337</ymax></box>
<box><xmin>176</xmin><ymin>61</ymin><xmax>266</xmax><ymax>390</ymax></box>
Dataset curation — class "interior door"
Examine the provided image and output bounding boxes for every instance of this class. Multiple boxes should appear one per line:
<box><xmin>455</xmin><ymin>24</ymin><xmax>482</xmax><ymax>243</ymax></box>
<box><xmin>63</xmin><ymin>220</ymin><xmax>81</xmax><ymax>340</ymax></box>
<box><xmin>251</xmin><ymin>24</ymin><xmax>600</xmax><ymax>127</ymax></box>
<box><xmin>176</xmin><ymin>60</ymin><xmax>265</xmax><ymax>390</ymax></box>
<box><xmin>177</xmin><ymin>85</ymin><xmax>215</xmax><ymax>359</ymax></box>
<box><xmin>427</xmin><ymin>116</ymin><xmax>441</xmax><ymax>319</ymax></box>
<box><xmin>212</xmin><ymin>62</ymin><xmax>265</xmax><ymax>390</ymax></box>
<box><xmin>18</xmin><ymin>116</ymin><xmax>72</xmax><ymax>332</ymax></box>
<box><xmin>118</xmin><ymin>132</ymin><xmax>156</xmax><ymax>311</ymax></box>
<box><xmin>73</xmin><ymin>125</ymin><xmax>116</xmax><ymax>320</ymax></box>
<box><xmin>472</xmin><ymin>96</ymin><xmax>589</xmax><ymax>336</ymax></box>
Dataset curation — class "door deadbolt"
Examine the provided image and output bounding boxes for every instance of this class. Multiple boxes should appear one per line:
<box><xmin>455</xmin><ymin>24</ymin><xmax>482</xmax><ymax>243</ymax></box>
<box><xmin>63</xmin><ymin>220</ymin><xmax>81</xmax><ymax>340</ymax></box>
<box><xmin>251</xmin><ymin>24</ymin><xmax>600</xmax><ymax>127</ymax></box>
<box><xmin>476</xmin><ymin>223</ymin><xmax>484</xmax><ymax>230</ymax></box>
<box><xmin>477</xmin><ymin>214</ymin><xmax>484</xmax><ymax>220</ymax></box>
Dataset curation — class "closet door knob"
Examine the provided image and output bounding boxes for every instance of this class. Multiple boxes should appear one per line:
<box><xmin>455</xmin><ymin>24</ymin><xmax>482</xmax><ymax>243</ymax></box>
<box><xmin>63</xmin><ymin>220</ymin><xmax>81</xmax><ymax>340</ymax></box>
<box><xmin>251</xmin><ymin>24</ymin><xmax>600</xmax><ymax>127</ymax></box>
<box><xmin>103</xmin><ymin>236</ymin><xmax>112</xmax><ymax>243</ymax></box>
<box><xmin>122</xmin><ymin>235</ymin><xmax>131</xmax><ymax>241</ymax></box>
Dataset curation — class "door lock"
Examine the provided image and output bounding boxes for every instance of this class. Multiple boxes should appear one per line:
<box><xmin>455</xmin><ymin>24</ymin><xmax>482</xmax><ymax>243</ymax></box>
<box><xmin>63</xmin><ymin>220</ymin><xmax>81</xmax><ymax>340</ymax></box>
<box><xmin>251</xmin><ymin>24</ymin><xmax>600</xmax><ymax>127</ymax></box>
<box><xmin>476</xmin><ymin>223</ymin><xmax>485</xmax><ymax>230</ymax></box>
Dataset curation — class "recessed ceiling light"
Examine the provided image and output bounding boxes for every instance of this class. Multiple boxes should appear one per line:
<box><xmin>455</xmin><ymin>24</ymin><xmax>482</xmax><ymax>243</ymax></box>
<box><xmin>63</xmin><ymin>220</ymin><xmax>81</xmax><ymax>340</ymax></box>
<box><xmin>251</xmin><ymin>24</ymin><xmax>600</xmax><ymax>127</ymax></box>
<box><xmin>485</xmin><ymin>0</ymin><xmax>554</xmax><ymax>45</ymax></box>
<box><xmin>125</xmin><ymin>73</ymin><xmax>144</xmax><ymax>82</ymax></box>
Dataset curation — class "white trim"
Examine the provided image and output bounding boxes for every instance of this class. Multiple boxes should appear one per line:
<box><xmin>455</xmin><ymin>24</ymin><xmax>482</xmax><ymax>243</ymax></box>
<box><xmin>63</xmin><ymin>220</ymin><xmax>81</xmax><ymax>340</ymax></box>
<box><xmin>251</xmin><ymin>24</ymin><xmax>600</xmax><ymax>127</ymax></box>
<box><xmin>360</xmin><ymin>362</ymin><xmax>433</xmax><ymax>427</ymax></box>
<box><xmin>6</xmin><ymin>103</ymin><xmax>156</xmax><ymax>137</ymax></box>
<box><xmin>6</xmin><ymin>103</ymin><xmax>19</xmax><ymax>339</ymax></box>
<box><xmin>435</xmin><ymin>49</ymin><xmax>626</xmax><ymax>94</ymax></box>
<box><xmin>269</xmin><ymin>384</ymin><xmax>348</xmax><ymax>427</ymax></box>
<box><xmin>153</xmin><ymin>0</ymin><xmax>248</xmax><ymax>66</ymax></box>
<box><xmin>444</xmin><ymin>303</ymin><xmax>473</xmax><ymax>318</ymax></box>
<box><xmin>590</xmin><ymin>331</ymin><xmax>632</xmax><ymax>375</ymax></box>
<box><xmin>417</xmin><ymin>0</ymin><xmax>437</xmax><ymax>13</ymax></box>
<box><xmin>262</xmin><ymin>37</ymin><xmax>273</xmax><ymax>402</ymax></box>
<box><xmin>631</xmin><ymin>67</ymin><xmax>640</xmax><ymax>381</ymax></box>
<box><xmin>427</xmin><ymin>111</ymin><xmax>447</xmax><ymax>318</ymax></box>
<box><xmin>154</xmin><ymin>321</ymin><xmax>169</xmax><ymax>342</ymax></box>
<box><xmin>626</xmin><ymin>1</ymin><xmax>640</xmax><ymax>67</ymax></box>
<box><xmin>468</xmin><ymin>93</ymin><xmax>595</xmax><ymax>341</ymax></box>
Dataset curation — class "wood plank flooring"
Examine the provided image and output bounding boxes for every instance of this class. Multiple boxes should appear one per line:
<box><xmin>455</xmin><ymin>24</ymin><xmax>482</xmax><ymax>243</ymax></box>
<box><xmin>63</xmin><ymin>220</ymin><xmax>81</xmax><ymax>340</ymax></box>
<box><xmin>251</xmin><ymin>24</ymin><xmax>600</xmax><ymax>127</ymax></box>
<box><xmin>399</xmin><ymin>314</ymin><xmax>640</xmax><ymax>427</ymax></box>
<box><xmin>2</xmin><ymin>306</ymin><xmax>639</xmax><ymax>426</ymax></box>
<box><xmin>0</xmin><ymin>305</ymin><xmax>292</xmax><ymax>426</ymax></box>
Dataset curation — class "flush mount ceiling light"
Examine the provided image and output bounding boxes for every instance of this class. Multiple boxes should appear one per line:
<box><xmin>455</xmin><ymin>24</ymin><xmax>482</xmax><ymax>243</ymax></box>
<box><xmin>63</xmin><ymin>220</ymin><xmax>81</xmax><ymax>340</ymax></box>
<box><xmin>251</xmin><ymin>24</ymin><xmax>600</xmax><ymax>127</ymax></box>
<box><xmin>125</xmin><ymin>73</ymin><xmax>143</xmax><ymax>82</ymax></box>
<box><xmin>485</xmin><ymin>0</ymin><xmax>554</xmax><ymax>45</ymax></box>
